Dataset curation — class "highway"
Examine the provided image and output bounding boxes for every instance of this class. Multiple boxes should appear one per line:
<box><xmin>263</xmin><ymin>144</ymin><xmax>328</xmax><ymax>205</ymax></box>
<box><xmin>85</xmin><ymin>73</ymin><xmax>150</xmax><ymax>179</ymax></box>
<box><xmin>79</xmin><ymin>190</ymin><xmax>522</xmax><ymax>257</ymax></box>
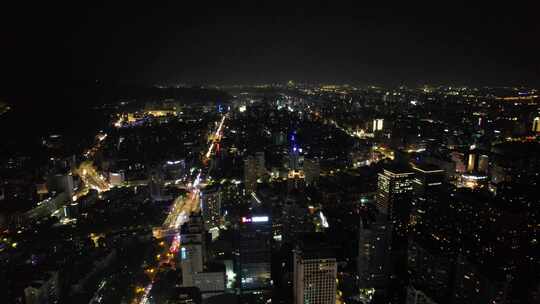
<box><xmin>205</xmin><ymin>114</ymin><xmax>226</xmax><ymax>159</ymax></box>
<box><xmin>135</xmin><ymin>114</ymin><xmax>226</xmax><ymax>304</ymax></box>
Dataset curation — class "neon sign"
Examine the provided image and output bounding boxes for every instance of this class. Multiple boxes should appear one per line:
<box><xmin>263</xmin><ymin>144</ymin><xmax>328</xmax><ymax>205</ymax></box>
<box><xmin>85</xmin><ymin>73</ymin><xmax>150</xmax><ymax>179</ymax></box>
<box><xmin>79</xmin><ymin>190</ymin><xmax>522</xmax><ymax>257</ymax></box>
<box><xmin>242</xmin><ymin>216</ymin><xmax>269</xmax><ymax>223</ymax></box>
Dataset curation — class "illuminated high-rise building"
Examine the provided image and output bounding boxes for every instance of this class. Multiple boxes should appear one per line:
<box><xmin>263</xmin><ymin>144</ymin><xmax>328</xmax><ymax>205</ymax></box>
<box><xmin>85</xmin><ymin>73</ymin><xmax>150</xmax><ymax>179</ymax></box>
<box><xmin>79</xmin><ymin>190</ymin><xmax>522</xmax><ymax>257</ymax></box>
<box><xmin>181</xmin><ymin>242</ymin><xmax>204</xmax><ymax>286</ymax></box>
<box><xmin>201</xmin><ymin>186</ymin><xmax>221</xmax><ymax>230</ymax></box>
<box><xmin>376</xmin><ymin>166</ymin><xmax>415</xmax><ymax>222</ymax></box>
<box><xmin>289</xmin><ymin>131</ymin><xmax>300</xmax><ymax>170</ymax></box>
<box><xmin>373</xmin><ymin>118</ymin><xmax>384</xmax><ymax>132</ymax></box>
<box><xmin>532</xmin><ymin>117</ymin><xmax>540</xmax><ymax>132</ymax></box>
<box><xmin>180</xmin><ymin>215</ymin><xmax>205</xmax><ymax>287</ymax></box>
<box><xmin>293</xmin><ymin>245</ymin><xmax>337</xmax><ymax>304</ymax></box>
<box><xmin>237</xmin><ymin>215</ymin><xmax>272</xmax><ymax>292</ymax></box>
<box><xmin>376</xmin><ymin>165</ymin><xmax>415</xmax><ymax>303</ymax></box>
<box><xmin>244</xmin><ymin>152</ymin><xmax>267</xmax><ymax>194</ymax></box>
<box><xmin>108</xmin><ymin>170</ymin><xmax>125</xmax><ymax>186</ymax></box>
<box><xmin>467</xmin><ymin>153</ymin><xmax>476</xmax><ymax>172</ymax></box>
<box><xmin>244</xmin><ymin>156</ymin><xmax>258</xmax><ymax>194</ymax></box>
<box><xmin>411</xmin><ymin>163</ymin><xmax>444</xmax><ymax>195</ymax></box>
<box><xmin>221</xmin><ymin>180</ymin><xmax>243</xmax><ymax>209</ymax></box>
<box><xmin>478</xmin><ymin>154</ymin><xmax>489</xmax><ymax>174</ymax></box>
<box><xmin>289</xmin><ymin>147</ymin><xmax>300</xmax><ymax>171</ymax></box>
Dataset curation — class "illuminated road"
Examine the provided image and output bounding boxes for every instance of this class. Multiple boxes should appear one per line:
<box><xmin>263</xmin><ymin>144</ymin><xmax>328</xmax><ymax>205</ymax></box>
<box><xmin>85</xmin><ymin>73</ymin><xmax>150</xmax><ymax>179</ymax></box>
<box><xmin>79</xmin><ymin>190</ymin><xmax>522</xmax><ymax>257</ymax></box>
<box><xmin>134</xmin><ymin>115</ymin><xmax>226</xmax><ymax>304</ymax></box>
<box><xmin>162</xmin><ymin>172</ymin><xmax>202</xmax><ymax>231</ymax></box>
<box><xmin>77</xmin><ymin>161</ymin><xmax>111</xmax><ymax>193</ymax></box>
<box><xmin>55</xmin><ymin>130</ymin><xmax>110</xmax><ymax>204</ymax></box>
<box><xmin>76</xmin><ymin>133</ymin><xmax>111</xmax><ymax>197</ymax></box>
<box><xmin>205</xmin><ymin>114</ymin><xmax>227</xmax><ymax>159</ymax></box>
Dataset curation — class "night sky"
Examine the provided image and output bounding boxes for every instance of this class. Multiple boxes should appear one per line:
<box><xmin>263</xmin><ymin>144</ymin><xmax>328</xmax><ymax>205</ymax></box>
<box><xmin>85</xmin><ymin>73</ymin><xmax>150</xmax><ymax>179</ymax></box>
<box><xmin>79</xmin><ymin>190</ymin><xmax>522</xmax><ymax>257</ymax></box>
<box><xmin>1</xmin><ymin>2</ymin><xmax>539</xmax><ymax>91</ymax></box>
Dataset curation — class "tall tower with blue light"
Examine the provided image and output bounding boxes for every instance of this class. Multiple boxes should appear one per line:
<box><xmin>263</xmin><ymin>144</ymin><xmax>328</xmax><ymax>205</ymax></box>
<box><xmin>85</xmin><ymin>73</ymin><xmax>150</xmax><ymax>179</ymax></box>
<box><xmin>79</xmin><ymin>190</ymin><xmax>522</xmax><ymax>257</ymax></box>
<box><xmin>289</xmin><ymin>131</ymin><xmax>300</xmax><ymax>170</ymax></box>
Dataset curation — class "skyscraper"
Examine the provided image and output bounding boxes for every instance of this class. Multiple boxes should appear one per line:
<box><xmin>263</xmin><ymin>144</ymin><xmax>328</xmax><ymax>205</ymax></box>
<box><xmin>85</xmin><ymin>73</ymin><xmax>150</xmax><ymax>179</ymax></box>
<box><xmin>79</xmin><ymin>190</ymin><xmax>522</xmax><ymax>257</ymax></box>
<box><xmin>293</xmin><ymin>236</ymin><xmax>337</xmax><ymax>304</ymax></box>
<box><xmin>237</xmin><ymin>215</ymin><xmax>272</xmax><ymax>292</ymax></box>
<box><xmin>255</xmin><ymin>151</ymin><xmax>266</xmax><ymax>177</ymax></box>
<box><xmin>180</xmin><ymin>216</ymin><xmax>205</xmax><ymax>287</ymax></box>
<box><xmin>201</xmin><ymin>186</ymin><xmax>221</xmax><ymax>230</ymax></box>
<box><xmin>376</xmin><ymin>165</ymin><xmax>415</xmax><ymax>303</ymax></box>
<box><xmin>532</xmin><ymin>116</ymin><xmax>540</xmax><ymax>132</ymax></box>
<box><xmin>303</xmin><ymin>158</ymin><xmax>320</xmax><ymax>187</ymax></box>
<box><xmin>376</xmin><ymin>166</ymin><xmax>415</xmax><ymax>225</ymax></box>
<box><xmin>478</xmin><ymin>154</ymin><xmax>489</xmax><ymax>174</ymax></box>
<box><xmin>289</xmin><ymin>131</ymin><xmax>300</xmax><ymax>171</ymax></box>
<box><xmin>467</xmin><ymin>152</ymin><xmax>477</xmax><ymax>172</ymax></box>
<box><xmin>411</xmin><ymin>163</ymin><xmax>444</xmax><ymax>195</ymax></box>
<box><xmin>289</xmin><ymin>148</ymin><xmax>300</xmax><ymax>171</ymax></box>
<box><xmin>357</xmin><ymin>209</ymin><xmax>391</xmax><ymax>290</ymax></box>
<box><xmin>373</xmin><ymin>118</ymin><xmax>384</xmax><ymax>132</ymax></box>
<box><xmin>244</xmin><ymin>156</ymin><xmax>259</xmax><ymax>194</ymax></box>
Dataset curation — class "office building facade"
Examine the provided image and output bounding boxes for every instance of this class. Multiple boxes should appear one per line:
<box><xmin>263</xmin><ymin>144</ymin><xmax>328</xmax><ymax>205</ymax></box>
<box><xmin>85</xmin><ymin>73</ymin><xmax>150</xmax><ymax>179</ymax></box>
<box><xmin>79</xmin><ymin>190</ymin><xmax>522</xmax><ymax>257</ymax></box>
<box><xmin>237</xmin><ymin>215</ymin><xmax>272</xmax><ymax>292</ymax></box>
<box><xmin>293</xmin><ymin>245</ymin><xmax>337</xmax><ymax>304</ymax></box>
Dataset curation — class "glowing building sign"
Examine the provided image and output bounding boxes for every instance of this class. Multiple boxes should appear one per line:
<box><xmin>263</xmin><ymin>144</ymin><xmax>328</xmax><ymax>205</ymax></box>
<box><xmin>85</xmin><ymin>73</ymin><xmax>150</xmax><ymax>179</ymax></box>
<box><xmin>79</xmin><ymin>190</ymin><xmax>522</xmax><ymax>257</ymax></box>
<box><xmin>242</xmin><ymin>216</ymin><xmax>269</xmax><ymax>223</ymax></box>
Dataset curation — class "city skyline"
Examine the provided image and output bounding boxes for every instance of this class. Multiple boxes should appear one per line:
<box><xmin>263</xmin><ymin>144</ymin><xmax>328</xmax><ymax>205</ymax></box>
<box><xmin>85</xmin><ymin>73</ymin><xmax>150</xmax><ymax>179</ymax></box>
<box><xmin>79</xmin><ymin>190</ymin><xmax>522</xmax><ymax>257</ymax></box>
<box><xmin>1</xmin><ymin>3</ymin><xmax>539</xmax><ymax>304</ymax></box>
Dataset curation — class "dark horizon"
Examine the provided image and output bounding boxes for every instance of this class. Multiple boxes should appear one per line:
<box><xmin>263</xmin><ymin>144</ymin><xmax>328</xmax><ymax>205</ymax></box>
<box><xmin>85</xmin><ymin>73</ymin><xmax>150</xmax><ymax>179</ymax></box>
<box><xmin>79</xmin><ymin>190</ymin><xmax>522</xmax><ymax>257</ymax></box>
<box><xmin>1</xmin><ymin>2</ymin><xmax>539</xmax><ymax>97</ymax></box>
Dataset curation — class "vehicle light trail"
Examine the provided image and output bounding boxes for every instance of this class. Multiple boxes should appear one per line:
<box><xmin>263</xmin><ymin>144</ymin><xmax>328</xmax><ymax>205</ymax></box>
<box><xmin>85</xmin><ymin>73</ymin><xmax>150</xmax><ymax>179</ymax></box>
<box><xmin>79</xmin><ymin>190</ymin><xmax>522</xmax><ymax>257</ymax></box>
<box><xmin>134</xmin><ymin>114</ymin><xmax>226</xmax><ymax>304</ymax></box>
<box><xmin>77</xmin><ymin>161</ymin><xmax>111</xmax><ymax>193</ymax></box>
<box><xmin>205</xmin><ymin>115</ymin><xmax>226</xmax><ymax>158</ymax></box>
<box><xmin>139</xmin><ymin>284</ymin><xmax>153</xmax><ymax>304</ymax></box>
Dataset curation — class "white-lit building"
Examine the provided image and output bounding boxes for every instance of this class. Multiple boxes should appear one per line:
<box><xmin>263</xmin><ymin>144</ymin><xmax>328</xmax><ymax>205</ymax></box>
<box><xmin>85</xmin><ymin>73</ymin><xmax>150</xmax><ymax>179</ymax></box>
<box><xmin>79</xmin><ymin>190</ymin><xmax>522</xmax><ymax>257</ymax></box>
<box><xmin>108</xmin><ymin>170</ymin><xmax>125</xmax><ymax>186</ymax></box>
<box><xmin>373</xmin><ymin>118</ymin><xmax>384</xmax><ymax>132</ymax></box>
<box><xmin>201</xmin><ymin>187</ymin><xmax>222</xmax><ymax>230</ymax></box>
<box><xmin>532</xmin><ymin>117</ymin><xmax>540</xmax><ymax>132</ymax></box>
<box><xmin>293</xmin><ymin>249</ymin><xmax>337</xmax><ymax>304</ymax></box>
<box><xmin>467</xmin><ymin>153</ymin><xmax>476</xmax><ymax>173</ymax></box>
<box><xmin>376</xmin><ymin>167</ymin><xmax>415</xmax><ymax>216</ymax></box>
<box><xmin>181</xmin><ymin>243</ymin><xmax>204</xmax><ymax>286</ymax></box>
<box><xmin>180</xmin><ymin>215</ymin><xmax>205</xmax><ymax>286</ymax></box>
